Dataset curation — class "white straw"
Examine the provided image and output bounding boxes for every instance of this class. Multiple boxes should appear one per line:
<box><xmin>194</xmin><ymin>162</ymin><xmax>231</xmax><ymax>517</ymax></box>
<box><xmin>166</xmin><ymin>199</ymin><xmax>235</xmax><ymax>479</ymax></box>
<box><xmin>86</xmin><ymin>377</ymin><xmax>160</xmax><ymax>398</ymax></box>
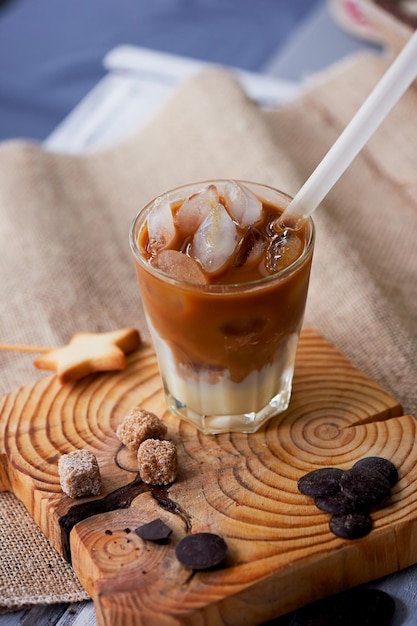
<box><xmin>280</xmin><ymin>29</ymin><xmax>417</xmax><ymax>228</ymax></box>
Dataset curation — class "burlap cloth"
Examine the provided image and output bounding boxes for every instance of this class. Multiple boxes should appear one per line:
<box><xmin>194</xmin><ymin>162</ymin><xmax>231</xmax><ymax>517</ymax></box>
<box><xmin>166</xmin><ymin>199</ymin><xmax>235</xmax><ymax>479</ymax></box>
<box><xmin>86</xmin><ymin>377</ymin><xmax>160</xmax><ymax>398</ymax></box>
<box><xmin>1</xmin><ymin>50</ymin><xmax>417</xmax><ymax>610</ymax></box>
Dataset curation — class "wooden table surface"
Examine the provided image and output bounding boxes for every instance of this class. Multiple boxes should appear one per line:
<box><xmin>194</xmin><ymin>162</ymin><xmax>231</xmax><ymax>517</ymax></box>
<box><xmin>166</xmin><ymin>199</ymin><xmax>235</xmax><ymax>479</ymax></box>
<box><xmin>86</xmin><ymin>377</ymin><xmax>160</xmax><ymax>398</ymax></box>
<box><xmin>2</xmin><ymin>329</ymin><xmax>417</xmax><ymax>625</ymax></box>
<box><xmin>1</xmin><ymin>562</ymin><xmax>417</xmax><ymax>626</ymax></box>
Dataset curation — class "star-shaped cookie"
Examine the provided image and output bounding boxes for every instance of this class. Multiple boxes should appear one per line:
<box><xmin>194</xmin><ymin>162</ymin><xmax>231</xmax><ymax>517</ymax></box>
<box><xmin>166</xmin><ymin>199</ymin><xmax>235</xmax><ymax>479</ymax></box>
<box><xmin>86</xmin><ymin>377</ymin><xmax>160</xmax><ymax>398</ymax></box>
<box><xmin>33</xmin><ymin>328</ymin><xmax>141</xmax><ymax>384</ymax></box>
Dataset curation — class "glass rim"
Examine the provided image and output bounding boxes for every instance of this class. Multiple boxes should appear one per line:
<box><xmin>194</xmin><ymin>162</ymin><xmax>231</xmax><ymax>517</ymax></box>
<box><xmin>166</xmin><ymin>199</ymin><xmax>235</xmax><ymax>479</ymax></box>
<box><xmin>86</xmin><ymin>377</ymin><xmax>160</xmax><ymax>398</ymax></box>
<box><xmin>129</xmin><ymin>179</ymin><xmax>315</xmax><ymax>293</ymax></box>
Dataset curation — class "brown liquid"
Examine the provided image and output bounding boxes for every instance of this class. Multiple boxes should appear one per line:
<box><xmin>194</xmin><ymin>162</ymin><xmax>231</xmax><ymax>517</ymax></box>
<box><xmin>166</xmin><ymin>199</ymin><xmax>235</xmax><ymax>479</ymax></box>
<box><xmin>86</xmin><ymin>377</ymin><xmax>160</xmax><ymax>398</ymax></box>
<box><xmin>133</xmin><ymin>194</ymin><xmax>313</xmax><ymax>384</ymax></box>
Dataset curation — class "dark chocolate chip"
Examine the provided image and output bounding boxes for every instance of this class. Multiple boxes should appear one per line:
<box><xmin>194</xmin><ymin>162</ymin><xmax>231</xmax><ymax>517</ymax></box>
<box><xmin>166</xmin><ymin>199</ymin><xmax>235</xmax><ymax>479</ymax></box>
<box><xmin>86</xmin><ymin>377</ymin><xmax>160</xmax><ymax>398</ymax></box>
<box><xmin>297</xmin><ymin>468</ymin><xmax>344</xmax><ymax>497</ymax></box>
<box><xmin>329</xmin><ymin>512</ymin><xmax>373</xmax><ymax>539</ymax></box>
<box><xmin>288</xmin><ymin>587</ymin><xmax>395</xmax><ymax>626</ymax></box>
<box><xmin>352</xmin><ymin>457</ymin><xmax>398</xmax><ymax>487</ymax></box>
<box><xmin>340</xmin><ymin>467</ymin><xmax>391</xmax><ymax>508</ymax></box>
<box><xmin>135</xmin><ymin>518</ymin><xmax>172</xmax><ymax>543</ymax></box>
<box><xmin>315</xmin><ymin>491</ymin><xmax>370</xmax><ymax>515</ymax></box>
<box><xmin>175</xmin><ymin>532</ymin><xmax>228</xmax><ymax>570</ymax></box>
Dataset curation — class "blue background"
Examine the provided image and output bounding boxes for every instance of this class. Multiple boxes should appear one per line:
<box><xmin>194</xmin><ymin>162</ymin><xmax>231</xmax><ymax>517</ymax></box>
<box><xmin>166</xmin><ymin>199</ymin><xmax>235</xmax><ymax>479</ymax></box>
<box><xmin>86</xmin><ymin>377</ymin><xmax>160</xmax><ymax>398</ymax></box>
<box><xmin>0</xmin><ymin>0</ymin><xmax>323</xmax><ymax>141</ymax></box>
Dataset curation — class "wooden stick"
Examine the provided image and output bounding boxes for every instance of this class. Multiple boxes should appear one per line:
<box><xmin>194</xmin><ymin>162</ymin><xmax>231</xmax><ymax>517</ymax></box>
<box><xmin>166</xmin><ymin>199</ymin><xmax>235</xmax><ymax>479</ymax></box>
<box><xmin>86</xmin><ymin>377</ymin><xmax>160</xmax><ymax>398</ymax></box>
<box><xmin>0</xmin><ymin>344</ymin><xmax>51</xmax><ymax>354</ymax></box>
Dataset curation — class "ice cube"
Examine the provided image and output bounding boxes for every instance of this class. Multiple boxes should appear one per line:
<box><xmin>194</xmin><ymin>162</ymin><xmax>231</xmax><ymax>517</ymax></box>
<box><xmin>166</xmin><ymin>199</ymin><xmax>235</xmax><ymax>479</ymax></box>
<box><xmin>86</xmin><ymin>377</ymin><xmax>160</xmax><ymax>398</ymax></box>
<box><xmin>147</xmin><ymin>196</ymin><xmax>176</xmax><ymax>253</ymax></box>
<box><xmin>175</xmin><ymin>185</ymin><xmax>219</xmax><ymax>236</ymax></box>
<box><xmin>223</xmin><ymin>181</ymin><xmax>263</xmax><ymax>228</ymax></box>
<box><xmin>152</xmin><ymin>249</ymin><xmax>207</xmax><ymax>284</ymax></box>
<box><xmin>233</xmin><ymin>227</ymin><xmax>266</xmax><ymax>268</ymax></box>
<box><xmin>265</xmin><ymin>232</ymin><xmax>303</xmax><ymax>273</ymax></box>
<box><xmin>191</xmin><ymin>203</ymin><xmax>239</xmax><ymax>274</ymax></box>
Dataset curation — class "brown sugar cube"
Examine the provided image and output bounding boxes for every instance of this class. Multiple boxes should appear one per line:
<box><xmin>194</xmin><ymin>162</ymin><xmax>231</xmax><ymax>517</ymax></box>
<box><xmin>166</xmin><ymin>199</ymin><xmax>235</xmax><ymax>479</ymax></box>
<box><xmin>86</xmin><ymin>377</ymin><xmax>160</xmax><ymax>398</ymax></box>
<box><xmin>58</xmin><ymin>450</ymin><xmax>101</xmax><ymax>498</ymax></box>
<box><xmin>137</xmin><ymin>439</ymin><xmax>177</xmax><ymax>485</ymax></box>
<box><xmin>116</xmin><ymin>407</ymin><xmax>167</xmax><ymax>452</ymax></box>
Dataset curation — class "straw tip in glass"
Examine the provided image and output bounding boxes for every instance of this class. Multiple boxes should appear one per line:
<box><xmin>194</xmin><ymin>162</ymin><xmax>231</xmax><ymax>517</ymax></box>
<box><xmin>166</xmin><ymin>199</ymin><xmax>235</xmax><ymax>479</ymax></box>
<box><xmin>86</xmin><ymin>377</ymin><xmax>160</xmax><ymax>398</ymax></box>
<box><xmin>274</xmin><ymin>212</ymin><xmax>306</xmax><ymax>232</ymax></box>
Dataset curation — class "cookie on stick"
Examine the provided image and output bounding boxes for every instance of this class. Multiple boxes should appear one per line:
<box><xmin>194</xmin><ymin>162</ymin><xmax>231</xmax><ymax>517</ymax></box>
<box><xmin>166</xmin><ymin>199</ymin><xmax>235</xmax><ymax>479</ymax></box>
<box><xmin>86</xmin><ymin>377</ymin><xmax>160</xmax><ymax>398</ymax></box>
<box><xmin>31</xmin><ymin>328</ymin><xmax>141</xmax><ymax>383</ymax></box>
<box><xmin>0</xmin><ymin>327</ymin><xmax>141</xmax><ymax>384</ymax></box>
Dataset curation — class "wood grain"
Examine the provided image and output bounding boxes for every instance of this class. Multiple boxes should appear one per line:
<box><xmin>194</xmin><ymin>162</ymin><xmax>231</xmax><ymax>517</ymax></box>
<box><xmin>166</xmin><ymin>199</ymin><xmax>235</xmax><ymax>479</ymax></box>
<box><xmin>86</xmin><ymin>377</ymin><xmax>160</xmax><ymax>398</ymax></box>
<box><xmin>1</xmin><ymin>328</ymin><xmax>417</xmax><ymax>625</ymax></box>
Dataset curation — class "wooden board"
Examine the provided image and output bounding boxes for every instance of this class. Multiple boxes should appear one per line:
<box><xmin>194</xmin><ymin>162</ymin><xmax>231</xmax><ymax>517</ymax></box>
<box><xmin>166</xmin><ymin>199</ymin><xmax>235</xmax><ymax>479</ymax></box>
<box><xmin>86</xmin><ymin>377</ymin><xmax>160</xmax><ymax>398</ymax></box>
<box><xmin>1</xmin><ymin>328</ymin><xmax>417</xmax><ymax>625</ymax></box>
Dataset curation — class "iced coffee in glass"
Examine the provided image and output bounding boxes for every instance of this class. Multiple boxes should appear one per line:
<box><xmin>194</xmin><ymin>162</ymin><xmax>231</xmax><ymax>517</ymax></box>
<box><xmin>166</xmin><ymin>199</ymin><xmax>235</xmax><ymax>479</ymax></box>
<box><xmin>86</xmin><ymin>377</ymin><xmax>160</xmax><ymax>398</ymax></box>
<box><xmin>130</xmin><ymin>180</ymin><xmax>314</xmax><ymax>435</ymax></box>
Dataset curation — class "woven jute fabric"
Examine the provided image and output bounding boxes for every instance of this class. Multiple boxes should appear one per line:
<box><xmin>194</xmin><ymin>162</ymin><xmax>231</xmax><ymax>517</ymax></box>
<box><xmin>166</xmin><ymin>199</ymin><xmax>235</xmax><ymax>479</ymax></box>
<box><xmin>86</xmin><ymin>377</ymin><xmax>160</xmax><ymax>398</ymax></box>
<box><xmin>0</xmin><ymin>51</ymin><xmax>416</xmax><ymax>610</ymax></box>
<box><xmin>0</xmin><ymin>492</ymin><xmax>89</xmax><ymax>610</ymax></box>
